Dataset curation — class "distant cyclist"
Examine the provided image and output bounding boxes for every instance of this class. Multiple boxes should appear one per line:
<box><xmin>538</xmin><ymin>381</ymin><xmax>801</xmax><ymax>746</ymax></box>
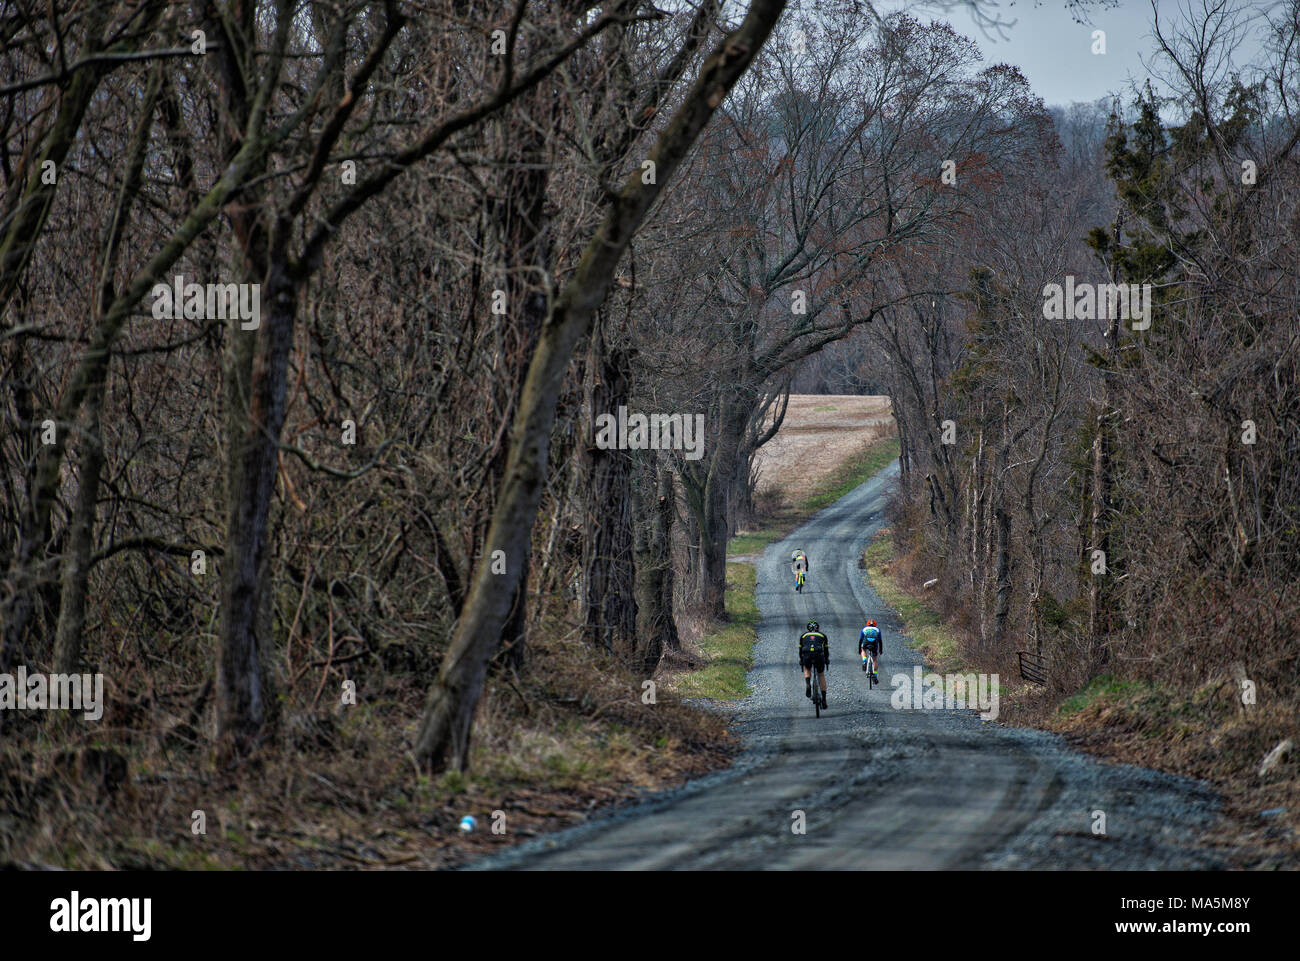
<box><xmin>799</xmin><ymin>620</ymin><xmax>829</xmax><ymax>708</ymax></box>
<box><xmin>791</xmin><ymin>549</ymin><xmax>809</xmax><ymax>589</ymax></box>
<box><xmin>859</xmin><ymin>619</ymin><xmax>883</xmax><ymax>678</ymax></box>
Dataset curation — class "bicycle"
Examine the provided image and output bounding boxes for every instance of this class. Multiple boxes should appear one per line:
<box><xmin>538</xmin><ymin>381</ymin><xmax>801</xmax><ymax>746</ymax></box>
<box><xmin>808</xmin><ymin>661</ymin><xmax>827</xmax><ymax>717</ymax></box>
<box><xmin>861</xmin><ymin>652</ymin><xmax>878</xmax><ymax>689</ymax></box>
<box><xmin>795</xmin><ymin>569</ymin><xmax>805</xmax><ymax>593</ymax></box>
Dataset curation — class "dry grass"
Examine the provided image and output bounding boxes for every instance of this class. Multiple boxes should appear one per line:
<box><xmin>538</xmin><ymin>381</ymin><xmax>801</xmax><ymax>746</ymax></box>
<box><xmin>752</xmin><ymin>395</ymin><xmax>893</xmax><ymax>509</ymax></box>
<box><xmin>867</xmin><ymin>523</ymin><xmax>1300</xmax><ymax>868</ymax></box>
<box><xmin>1</xmin><ymin>394</ymin><xmax>898</xmax><ymax>870</ymax></box>
<box><xmin>0</xmin><ymin>630</ymin><xmax>735</xmax><ymax>869</ymax></box>
<box><xmin>1046</xmin><ymin>682</ymin><xmax>1300</xmax><ymax>867</ymax></box>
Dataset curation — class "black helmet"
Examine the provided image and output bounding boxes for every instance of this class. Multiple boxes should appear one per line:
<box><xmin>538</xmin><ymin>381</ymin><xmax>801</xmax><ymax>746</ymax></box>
<box><xmin>807</xmin><ymin>620</ymin><xmax>819</xmax><ymax>632</ymax></box>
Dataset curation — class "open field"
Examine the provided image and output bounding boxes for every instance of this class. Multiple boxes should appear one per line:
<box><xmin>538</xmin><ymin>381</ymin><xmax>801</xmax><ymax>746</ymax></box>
<box><xmin>751</xmin><ymin>395</ymin><xmax>894</xmax><ymax>507</ymax></box>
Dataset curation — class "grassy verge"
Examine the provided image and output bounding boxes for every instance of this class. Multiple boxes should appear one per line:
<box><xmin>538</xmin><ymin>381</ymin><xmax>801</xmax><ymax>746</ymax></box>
<box><xmin>1047</xmin><ymin>672</ymin><xmax>1300</xmax><ymax>866</ymax></box>
<box><xmin>864</xmin><ymin>534</ymin><xmax>1297</xmax><ymax>867</ymax></box>
<box><xmin>803</xmin><ymin>437</ymin><xmax>901</xmax><ymax>513</ymax></box>
<box><xmin>861</xmin><ymin>531</ymin><xmax>965</xmax><ymax>673</ymax></box>
<box><xmin>674</xmin><ymin>563</ymin><xmax>759</xmax><ymax>700</ymax></box>
<box><xmin>727</xmin><ymin>436</ymin><xmax>900</xmax><ymax>557</ymax></box>
<box><xmin>674</xmin><ymin>434</ymin><xmax>900</xmax><ymax>704</ymax></box>
<box><xmin>1057</xmin><ymin>674</ymin><xmax>1155</xmax><ymax>717</ymax></box>
<box><xmin>2</xmin><ymin>626</ymin><xmax>735</xmax><ymax>870</ymax></box>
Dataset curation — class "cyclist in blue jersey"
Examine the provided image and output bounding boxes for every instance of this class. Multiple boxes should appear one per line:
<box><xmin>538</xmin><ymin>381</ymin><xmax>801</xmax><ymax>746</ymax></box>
<box><xmin>859</xmin><ymin>619</ymin><xmax>883</xmax><ymax>679</ymax></box>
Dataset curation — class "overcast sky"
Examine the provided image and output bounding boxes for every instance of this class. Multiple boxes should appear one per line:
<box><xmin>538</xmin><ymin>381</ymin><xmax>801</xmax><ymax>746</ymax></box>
<box><xmin>885</xmin><ymin>0</ymin><xmax>1270</xmax><ymax>111</ymax></box>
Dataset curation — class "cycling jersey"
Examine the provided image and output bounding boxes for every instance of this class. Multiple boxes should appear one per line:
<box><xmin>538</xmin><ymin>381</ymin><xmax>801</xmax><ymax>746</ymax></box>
<box><xmin>859</xmin><ymin>626</ymin><xmax>883</xmax><ymax>654</ymax></box>
<box><xmin>799</xmin><ymin>630</ymin><xmax>829</xmax><ymax>669</ymax></box>
<box><xmin>791</xmin><ymin>551</ymin><xmax>809</xmax><ymax>573</ymax></box>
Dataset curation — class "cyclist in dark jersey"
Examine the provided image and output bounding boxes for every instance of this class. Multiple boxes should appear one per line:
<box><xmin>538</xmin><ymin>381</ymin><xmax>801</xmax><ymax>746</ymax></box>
<box><xmin>799</xmin><ymin>620</ymin><xmax>829</xmax><ymax>708</ymax></box>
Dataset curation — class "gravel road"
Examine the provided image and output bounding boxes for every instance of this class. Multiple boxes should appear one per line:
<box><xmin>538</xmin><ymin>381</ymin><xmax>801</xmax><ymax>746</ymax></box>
<box><xmin>466</xmin><ymin>463</ymin><xmax>1233</xmax><ymax>870</ymax></box>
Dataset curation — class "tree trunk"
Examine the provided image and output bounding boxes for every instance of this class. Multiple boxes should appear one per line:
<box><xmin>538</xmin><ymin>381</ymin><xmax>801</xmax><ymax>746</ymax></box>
<box><xmin>0</xmin><ymin>338</ymin><xmax>49</xmax><ymax>676</ymax></box>
<box><xmin>699</xmin><ymin>449</ymin><xmax>733</xmax><ymax>618</ymax></box>
<box><xmin>1087</xmin><ymin>412</ymin><xmax>1113</xmax><ymax>667</ymax></box>
<box><xmin>489</xmin><ymin>95</ymin><xmax>555</xmax><ymax>671</ymax></box>
<box><xmin>413</xmin><ymin>0</ymin><xmax>787</xmax><ymax>771</ymax></box>
<box><xmin>218</xmin><ymin>243</ymin><xmax>296</xmax><ymax>760</ymax></box>
<box><xmin>1087</xmin><ymin>228</ymin><xmax>1125</xmax><ymax>670</ymax></box>
<box><xmin>499</xmin><ymin>564</ymin><xmax>529</xmax><ymax>671</ymax></box>
<box><xmin>52</xmin><ymin>389</ymin><xmax>106</xmax><ymax>674</ymax></box>
<box><xmin>634</xmin><ymin>463</ymin><xmax>679</xmax><ymax>674</ymax></box>
<box><xmin>696</xmin><ymin>401</ymin><xmax>746</xmax><ymax>618</ymax></box>
<box><xmin>992</xmin><ymin>502</ymin><xmax>1012</xmax><ymax>648</ymax></box>
<box><xmin>15</xmin><ymin>64</ymin><xmax>158</xmax><ymax>680</ymax></box>
<box><xmin>581</xmin><ymin>317</ymin><xmax>638</xmax><ymax>660</ymax></box>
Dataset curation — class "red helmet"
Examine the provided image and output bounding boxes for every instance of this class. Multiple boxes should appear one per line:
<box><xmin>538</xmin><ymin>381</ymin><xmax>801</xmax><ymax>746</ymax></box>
<box><xmin>867</xmin><ymin>619</ymin><xmax>876</xmax><ymax>627</ymax></box>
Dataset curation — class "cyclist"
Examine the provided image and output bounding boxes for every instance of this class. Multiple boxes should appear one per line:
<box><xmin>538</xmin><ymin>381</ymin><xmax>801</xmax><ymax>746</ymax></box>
<box><xmin>799</xmin><ymin>620</ymin><xmax>829</xmax><ymax>708</ymax></box>
<box><xmin>791</xmin><ymin>549</ymin><xmax>809</xmax><ymax>589</ymax></box>
<box><xmin>859</xmin><ymin>618</ymin><xmax>883</xmax><ymax>678</ymax></box>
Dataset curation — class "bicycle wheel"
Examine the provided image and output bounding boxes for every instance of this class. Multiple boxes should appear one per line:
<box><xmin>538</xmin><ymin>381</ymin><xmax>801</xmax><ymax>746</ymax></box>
<box><xmin>814</xmin><ymin>682</ymin><xmax>820</xmax><ymax>717</ymax></box>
